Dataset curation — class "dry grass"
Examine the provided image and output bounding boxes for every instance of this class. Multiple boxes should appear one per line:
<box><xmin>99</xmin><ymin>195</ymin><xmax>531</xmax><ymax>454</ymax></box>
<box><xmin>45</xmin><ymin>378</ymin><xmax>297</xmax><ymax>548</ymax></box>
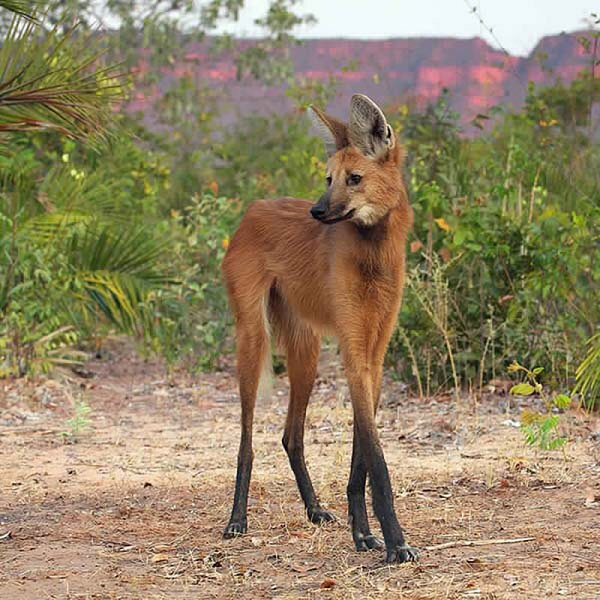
<box><xmin>1</xmin><ymin>345</ymin><xmax>599</xmax><ymax>599</ymax></box>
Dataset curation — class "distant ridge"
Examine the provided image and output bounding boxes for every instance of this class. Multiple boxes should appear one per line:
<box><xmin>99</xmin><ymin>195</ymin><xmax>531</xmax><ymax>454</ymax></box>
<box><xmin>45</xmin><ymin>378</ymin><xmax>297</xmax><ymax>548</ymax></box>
<box><xmin>127</xmin><ymin>30</ymin><xmax>594</xmax><ymax>129</ymax></box>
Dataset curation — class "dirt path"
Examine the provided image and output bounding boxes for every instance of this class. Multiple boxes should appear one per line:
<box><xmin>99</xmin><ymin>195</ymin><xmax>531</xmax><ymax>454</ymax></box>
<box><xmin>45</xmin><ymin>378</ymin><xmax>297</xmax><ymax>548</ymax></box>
<box><xmin>1</xmin><ymin>347</ymin><xmax>599</xmax><ymax>599</ymax></box>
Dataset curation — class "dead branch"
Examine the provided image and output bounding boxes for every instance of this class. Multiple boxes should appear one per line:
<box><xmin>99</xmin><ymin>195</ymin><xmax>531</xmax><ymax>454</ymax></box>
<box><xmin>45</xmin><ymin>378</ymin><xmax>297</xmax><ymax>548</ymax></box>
<box><xmin>425</xmin><ymin>536</ymin><xmax>535</xmax><ymax>551</ymax></box>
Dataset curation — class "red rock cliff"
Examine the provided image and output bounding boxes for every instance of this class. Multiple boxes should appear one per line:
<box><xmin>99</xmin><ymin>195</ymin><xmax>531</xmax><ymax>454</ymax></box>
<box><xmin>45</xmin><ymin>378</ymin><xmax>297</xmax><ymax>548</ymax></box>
<box><xmin>128</xmin><ymin>31</ymin><xmax>595</xmax><ymax>128</ymax></box>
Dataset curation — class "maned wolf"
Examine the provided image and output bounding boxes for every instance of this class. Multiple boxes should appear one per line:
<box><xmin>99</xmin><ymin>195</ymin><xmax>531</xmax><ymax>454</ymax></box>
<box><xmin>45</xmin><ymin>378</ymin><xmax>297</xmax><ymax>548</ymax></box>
<box><xmin>221</xmin><ymin>94</ymin><xmax>417</xmax><ymax>563</ymax></box>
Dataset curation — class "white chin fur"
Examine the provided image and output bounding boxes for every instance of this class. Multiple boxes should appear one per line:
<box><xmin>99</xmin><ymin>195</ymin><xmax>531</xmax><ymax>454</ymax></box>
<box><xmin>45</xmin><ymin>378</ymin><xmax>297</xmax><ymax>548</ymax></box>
<box><xmin>353</xmin><ymin>204</ymin><xmax>380</xmax><ymax>226</ymax></box>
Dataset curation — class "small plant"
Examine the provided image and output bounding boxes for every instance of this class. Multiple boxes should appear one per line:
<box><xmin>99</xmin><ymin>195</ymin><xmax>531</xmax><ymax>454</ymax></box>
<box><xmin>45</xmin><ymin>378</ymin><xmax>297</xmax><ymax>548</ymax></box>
<box><xmin>508</xmin><ymin>361</ymin><xmax>571</xmax><ymax>451</ymax></box>
<box><xmin>60</xmin><ymin>397</ymin><xmax>92</xmax><ymax>442</ymax></box>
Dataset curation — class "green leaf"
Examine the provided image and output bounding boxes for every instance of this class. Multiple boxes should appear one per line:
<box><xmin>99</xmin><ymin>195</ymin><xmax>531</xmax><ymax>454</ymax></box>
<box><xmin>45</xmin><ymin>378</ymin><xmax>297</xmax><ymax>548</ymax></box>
<box><xmin>553</xmin><ymin>394</ymin><xmax>572</xmax><ymax>410</ymax></box>
<box><xmin>522</xmin><ymin>424</ymin><xmax>538</xmax><ymax>446</ymax></box>
<box><xmin>510</xmin><ymin>382</ymin><xmax>535</xmax><ymax>396</ymax></box>
<box><xmin>532</xmin><ymin>367</ymin><xmax>544</xmax><ymax>375</ymax></box>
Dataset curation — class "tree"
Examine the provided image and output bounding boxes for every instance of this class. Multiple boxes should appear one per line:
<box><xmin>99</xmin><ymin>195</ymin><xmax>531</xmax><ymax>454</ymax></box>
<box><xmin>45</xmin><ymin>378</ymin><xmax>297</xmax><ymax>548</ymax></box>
<box><xmin>31</xmin><ymin>0</ymin><xmax>315</xmax><ymax>83</ymax></box>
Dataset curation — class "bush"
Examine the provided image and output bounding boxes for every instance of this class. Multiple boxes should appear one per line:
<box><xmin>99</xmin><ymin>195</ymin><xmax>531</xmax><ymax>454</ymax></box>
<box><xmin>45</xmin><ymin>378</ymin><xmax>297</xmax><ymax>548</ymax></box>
<box><xmin>387</xmin><ymin>80</ymin><xmax>599</xmax><ymax>392</ymax></box>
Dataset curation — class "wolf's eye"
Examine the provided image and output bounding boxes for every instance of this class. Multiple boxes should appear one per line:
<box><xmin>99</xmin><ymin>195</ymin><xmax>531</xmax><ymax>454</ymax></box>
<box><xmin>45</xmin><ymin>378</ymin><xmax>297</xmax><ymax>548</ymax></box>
<box><xmin>326</xmin><ymin>176</ymin><xmax>332</xmax><ymax>187</ymax></box>
<box><xmin>348</xmin><ymin>173</ymin><xmax>362</xmax><ymax>185</ymax></box>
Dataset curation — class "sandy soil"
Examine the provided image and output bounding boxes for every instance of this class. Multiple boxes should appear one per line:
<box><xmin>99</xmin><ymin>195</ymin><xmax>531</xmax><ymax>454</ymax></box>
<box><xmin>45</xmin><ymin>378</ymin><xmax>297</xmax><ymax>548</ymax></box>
<box><xmin>1</xmin><ymin>344</ymin><xmax>599</xmax><ymax>599</ymax></box>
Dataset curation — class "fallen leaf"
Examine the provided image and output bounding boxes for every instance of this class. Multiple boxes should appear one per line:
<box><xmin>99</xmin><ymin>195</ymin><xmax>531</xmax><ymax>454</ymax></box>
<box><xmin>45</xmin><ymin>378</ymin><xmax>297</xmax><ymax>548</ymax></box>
<box><xmin>290</xmin><ymin>530</ymin><xmax>311</xmax><ymax>539</ymax></box>
<box><xmin>151</xmin><ymin>553</ymin><xmax>170</xmax><ymax>564</ymax></box>
<box><xmin>291</xmin><ymin>561</ymin><xmax>322</xmax><ymax>573</ymax></box>
<box><xmin>320</xmin><ymin>577</ymin><xmax>336</xmax><ymax>589</ymax></box>
<box><xmin>466</xmin><ymin>557</ymin><xmax>485</xmax><ymax>569</ymax></box>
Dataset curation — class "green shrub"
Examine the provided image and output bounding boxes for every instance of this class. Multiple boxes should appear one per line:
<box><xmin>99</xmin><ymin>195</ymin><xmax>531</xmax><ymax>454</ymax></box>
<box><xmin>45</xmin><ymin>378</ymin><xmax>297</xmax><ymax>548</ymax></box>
<box><xmin>389</xmin><ymin>79</ymin><xmax>599</xmax><ymax>393</ymax></box>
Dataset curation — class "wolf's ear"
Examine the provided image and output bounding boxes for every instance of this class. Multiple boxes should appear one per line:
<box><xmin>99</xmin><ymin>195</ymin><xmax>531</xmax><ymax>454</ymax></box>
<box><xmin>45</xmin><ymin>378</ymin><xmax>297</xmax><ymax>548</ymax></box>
<box><xmin>348</xmin><ymin>94</ymin><xmax>395</xmax><ymax>160</ymax></box>
<box><xmin>307</xmin><ymin>105</ymin><xmax>349</xmax><ymax>157</ymax></box>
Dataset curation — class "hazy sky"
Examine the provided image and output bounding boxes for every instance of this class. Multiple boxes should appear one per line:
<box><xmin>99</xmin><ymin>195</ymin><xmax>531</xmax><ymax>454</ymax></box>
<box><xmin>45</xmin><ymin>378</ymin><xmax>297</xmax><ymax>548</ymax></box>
<box><xmin>221</xmin><ymin>0</ymin><xmax>597</xmax><ymax>56</ymax></box>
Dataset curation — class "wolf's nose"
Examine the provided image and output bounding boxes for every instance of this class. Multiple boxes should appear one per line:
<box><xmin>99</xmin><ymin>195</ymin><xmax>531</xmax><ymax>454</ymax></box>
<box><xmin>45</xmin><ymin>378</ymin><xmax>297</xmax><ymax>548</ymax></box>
<box><xmin>310</xmin><ymin>205</ymin><xmax>326</xmax><ymax>219</ymax></box>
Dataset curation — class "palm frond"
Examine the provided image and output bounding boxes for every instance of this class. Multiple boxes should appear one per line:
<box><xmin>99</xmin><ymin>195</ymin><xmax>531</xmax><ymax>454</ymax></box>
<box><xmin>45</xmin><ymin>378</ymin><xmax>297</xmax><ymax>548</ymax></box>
<box><xmin>575</xmin><ymin>333</ymin><xmax>600</xmax><ymax>408</ymax></box>
<box><xmin>25</xmin><ymin>164</ymin><xmax>134</xmax><ymax>227</ymax></box>
<box><xmin>0</xmin><ymin>16</ymin><xmax>126</xmax><ymax>144</ymax></box>
<box><xmin>42</xmin><ymin>166</ymin><xmax>129</xmax><ymax>219</ymax></box>
<box><xmin>66</xmin><ymin>224</ymin><xmax>174</xmax><ymax>284</ymax></box>
<box><xmin>77</xmin><ymin>270</ymin><xmax>146</xmax><ymax>333</ymax></box>
<box><xmin>26</xmin><ymin>211</ymin><xmax>93</xmax><ymax>239</ymax></box>
<box><xmin>64</xmin><ymin>223</ymin><xmax>177</xmax><ymax>334</ymax></box>
<box><xmin>0</xmin><ymin>0</ymin><xmax>38</xmax><ymax>21</ymax></box>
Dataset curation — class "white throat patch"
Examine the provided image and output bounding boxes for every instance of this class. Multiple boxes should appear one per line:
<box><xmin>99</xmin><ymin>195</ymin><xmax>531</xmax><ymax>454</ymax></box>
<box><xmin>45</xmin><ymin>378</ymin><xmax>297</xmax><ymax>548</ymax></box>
<box><xmin>353</xmin><ymin>204</ymin><xmax>380</xmax><ymax>226</ymax></box>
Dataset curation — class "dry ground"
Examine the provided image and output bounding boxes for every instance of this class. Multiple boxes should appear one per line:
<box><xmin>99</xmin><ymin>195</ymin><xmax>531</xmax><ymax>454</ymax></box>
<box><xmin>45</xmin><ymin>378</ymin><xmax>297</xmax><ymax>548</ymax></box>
<box><xmin>1</xmin><ymin>345</ymin><xmax>599</xmax><ymax>599</ymax></box>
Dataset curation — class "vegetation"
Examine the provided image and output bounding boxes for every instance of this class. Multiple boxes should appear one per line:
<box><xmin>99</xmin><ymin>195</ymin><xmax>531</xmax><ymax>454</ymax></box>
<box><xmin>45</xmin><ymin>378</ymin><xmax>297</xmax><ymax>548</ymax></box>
<box><xmin>60</xmin><ymin>396</ymin><xmax>92</xmax><ymax>441</ymax></box>
<box><xmin>508</xmin><ymin>361</ymin><xmax>571</xmax><ymax>451</ymax></box>
<box><xmin>0</xmin><ymin>1</ymin><xmax>598</xmax><ymax>415</ymax></box>
<box><xmin>389</xmin><ymin>81</ymin><xmax>599</xmax><ymax>405</ymax></box>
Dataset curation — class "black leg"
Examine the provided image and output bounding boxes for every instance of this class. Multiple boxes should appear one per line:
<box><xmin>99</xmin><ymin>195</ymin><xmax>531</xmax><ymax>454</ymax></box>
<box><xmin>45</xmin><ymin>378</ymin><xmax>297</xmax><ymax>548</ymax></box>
<box><xmin>223</xmin><ymin>428</ymin><xmax>253</xmax><ymax>537</ymax></box>
<box><xmin>283</xmin><ymin>434</ymin><xmax>336</xmax><ymax>524</ymax></box>
<box><xmin>282</xmin><ymin>331</ymin><xmax>335</xmax><ymax>524</ymax></box>
<box><xmin>359</xmin><ymin>430</ymin><xmax>418</xmax><ymax>563</ymax></box>
<box><xmin>347</xmin><ymin>421</ymin><xmax>384</xmax><ymax>551</ymax></box>
<box><xmin>223</xmin><ymin>326</ymin><xmax>263</xmax><ymax>539</ymax></box>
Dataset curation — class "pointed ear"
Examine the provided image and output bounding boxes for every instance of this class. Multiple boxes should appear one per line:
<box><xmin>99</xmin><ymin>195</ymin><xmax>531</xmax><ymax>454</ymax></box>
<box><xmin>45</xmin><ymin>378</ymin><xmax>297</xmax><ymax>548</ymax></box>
<box><xmin>307</xmin><ymin>105</ymin><xmax>349</xmax><ymax>157</ymax></box>
<box><xmin>348</xmin><ymin>94</ymin><xmax>395</xmax><ymax>160</ymax></box>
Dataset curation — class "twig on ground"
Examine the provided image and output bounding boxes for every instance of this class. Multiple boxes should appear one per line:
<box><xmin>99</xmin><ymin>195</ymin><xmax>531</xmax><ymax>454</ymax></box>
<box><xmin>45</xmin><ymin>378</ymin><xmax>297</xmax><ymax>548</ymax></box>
<box><xmin>424</xmin><ymin>537</ymin><xmax>535</xmax><ymax>551</ymax></box>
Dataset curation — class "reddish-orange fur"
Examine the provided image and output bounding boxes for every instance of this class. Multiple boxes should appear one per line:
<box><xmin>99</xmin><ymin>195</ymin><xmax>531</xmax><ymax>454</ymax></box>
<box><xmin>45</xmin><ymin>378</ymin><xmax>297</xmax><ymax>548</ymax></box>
<box><xmin>221</xmin><ymin>95</ymin><xmax>417</xmax><ymax>563</ymax></box>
